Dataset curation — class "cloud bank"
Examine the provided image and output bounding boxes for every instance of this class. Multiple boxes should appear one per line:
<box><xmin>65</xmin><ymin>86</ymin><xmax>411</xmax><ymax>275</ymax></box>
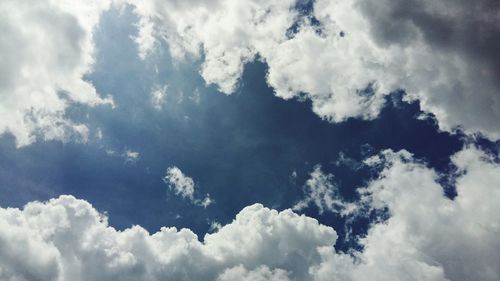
<box><xmin>131</xmin><ymin>0</ymin><xmax>500</xmax><ymax>139</ymax></box>
<box><xmin>1</xmin><ymin>146</ymin><xmax>498</xmax><ymax>281</ymax></box>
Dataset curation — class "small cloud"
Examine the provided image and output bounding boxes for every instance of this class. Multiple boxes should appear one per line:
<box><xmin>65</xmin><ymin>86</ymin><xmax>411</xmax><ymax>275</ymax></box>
<box><xmin>95</xmin><ymin>128</ymin><xmax>103</xmax><ymax>140</ymax></box>
<box><xmin>293</xmin><ymin>165</ymin><xmax>356</xmax><ymax>216</ymax></box>
<box><xmin>195</xmin><ymin>194</ymin><xmax>214</xmax><ymax>208</ymax></box>
<box><xmin>123</xmin><ymin>149</ymin><xmax>140</xmax><ymax>163</ymax></box>
<box><xmin>209</xmin><ymin>220</ymin><xmax>222</xmax><ymax>233</ymax></box>
<box><xmin>189</xmin><ymin>88</ymin><xmax>201</xmax><ymax>104</ymax></box>
<box><xmin>163</xmin><ymin>166</ymin><xmax>213</xmax><ymax>207</ymax></box>
<box><xmin>163</xmin><ymin>166</ymin><xmax>195</xmax><ymax>200</ymax></box>
<box><xmin>151</xmin><ymin>84</ymin><xmax>167</xmax><ymax>110</ymax></box>
<box><xmin>103</xmin><ymin>147</ymin><xmax>141</xmax><ymax>164</ymax></box>
<box><xmin>334</xmin><ymin>152</ymin><xmax>363</xmax><ymax>170</ymax></box>
<box><xmin>289</xmin><ymin>170</ymin><xmax>298</xmax><ymax>185</ymax></box>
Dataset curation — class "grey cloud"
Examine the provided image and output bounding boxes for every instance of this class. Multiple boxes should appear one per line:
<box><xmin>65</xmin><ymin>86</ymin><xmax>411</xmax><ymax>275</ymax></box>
<box><xmin>358</xmin><ymin>0</ymin><xmax>500</xmax><ymax>83</ymax></box>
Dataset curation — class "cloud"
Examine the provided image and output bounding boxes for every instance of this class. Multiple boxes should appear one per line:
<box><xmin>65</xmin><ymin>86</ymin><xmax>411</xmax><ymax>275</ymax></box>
<box><xmin>163</xmin><ymin>166</ymin><xmax>213</xmax><ymax>207</ymax></box>
<box><xmin>0</xmin><ymin>0</ymin><xmax>114</xmax><ymax>147</ymax></box>
<box><xmin>293</xmin><ymin>165</ymin><xmax>356</xmax><ymax>215</ymax></box>
<box><xmin>129</xmin><ymin>0</ymin><xmax>500</xmax><ymax>139</ymax></box>
<box><xmin>217</xmin><ymin>265</ymin><xmax>290</xmax><ymax>281</ymax></box>
<box><xmin>123</xmin><ymin>149</ymin><xmax>140</xmax><ymax>163</ymax></box>
<box><xmin>1</xmin><ymin>146</ymin><xmax>498</xmax><ymax>280</ymax></box>
<box><xmin>128</xmin><ymin>0</ymin><xmax>297</xmax><ymax>94</ymax></box>
<box><xmin>4</xmin><ymin>0</ymin><xmax>497</xmax><ymax>144</ymax></box>
<box><xmin>163</xmin><ymin>166</ymin><xmax>195</xmax><ymax>199</ymax></box>
<box><xmin>348</xmin><ymin>0</ymin><xmax>500</xmax><ymax>138</ymax></box>
<box><xmin>313</xmin><ymin>146</ymin><xmax>500</xmax><ymax>281</ymax></box>
<box><xmin>150</xmin><ymin>84</ymin><xmax>167</xmax><ymax>110</ymax></box>
<box><xmin>0</xmin><ymin>196</ymin><xmax>334</xmax><ymax>281</ymax></box>
<box><xmin>5</xmin><ymin>0</ymin><xmax>496</xmax><ymax>146</ymax></box>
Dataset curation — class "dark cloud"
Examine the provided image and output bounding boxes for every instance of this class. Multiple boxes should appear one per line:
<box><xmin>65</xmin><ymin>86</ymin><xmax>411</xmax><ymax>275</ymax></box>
<box><xmin>359</xmin><ymin>0</ymin><xmax>500</xmax><ymax>83</ymax></box>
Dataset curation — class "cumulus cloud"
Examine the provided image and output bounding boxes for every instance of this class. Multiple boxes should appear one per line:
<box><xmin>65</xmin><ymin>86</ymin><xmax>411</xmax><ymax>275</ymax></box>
<box><xmin>0</xmin><ymin>0</ymin><xmax>114</xmax><ymax>147</ymax></box>
<box><xmin>0</xmin><ymin>196</ymin><xmax>334</xmax><ymax>281</ymax></box>
<box><xmin>1</xmin><ymin>146</ymin><xmax>498</xmax><ymax>280</ymax></box>
<box><xmin>129</xmin><ymin>0</ymin><xmax>500</xmax><ymax>139</ymax></box>
<box><xmin>348</xmin><ymin>0</ymin><xmax>500</xmax><ymax>138</ymax></box>
<box><xmin>313</xmin><ymin>146</ymin><xmax>500</xmax><ymax>281</ymax></box>
<box><xmin>293</xmin><ymin>146</ymin><xmax>500</xmax><ymax>281</ymax></box>
<box><xmin>163</xmin><ymin>166</ymin><xmax>213</xmax><ymax>207</ymax></box>
<box><xmin>359</xmin><ymin>147</ymin><xmax>500</xmax><ymax>281</ymax></box>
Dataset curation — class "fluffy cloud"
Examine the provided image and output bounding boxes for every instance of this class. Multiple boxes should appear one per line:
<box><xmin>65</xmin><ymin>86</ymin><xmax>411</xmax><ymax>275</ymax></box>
<box><xmin>217</xmin><ymin>266</ymin><xmax>290</xmax><ymax>281</ymax></box>
<box><xmin>4</xmin><ymin>0</ymin><xmax>497</xmax><ymax>141</ymax></box>
<box><xmin>1</xmin><ymin>146</ymin><xmax>498</xmax><ymax>280</ymax></box>
<box><xmin>0</xmin><ymin>196</ymin><xmax>334</xmax><ymax>281</ymax></box>
<box><xmin>128</xmin><ymin>0</ymin><xmax>297</xmax><ymax>94</ymax></box>
<box><xmin>313</xmin><ymin>147</ymin><xmax>500</xmax><ymax>281</ymax></box>
<box><xmin>130</xmin><ymin>0</ymin><xmax>500</xmax><ymax>139</ymax></box>
<box><xmin>348</xmin><ymin>0</ymin><xmax>500</xmax><ymax>138</ymax></box>
<box><xmin>5</xmin><ymin>0</ymin><xmax>496</xmax><ymax>146</ymax></box>
<box><xmin>0</xmin><ymin>0</ymin><xmax>113</xmax><ymax>147</ymax></box>
<box><xmin>163</xmin><ymin>166</ymin><xmax>213</xmax><ymax>207</ymax></box>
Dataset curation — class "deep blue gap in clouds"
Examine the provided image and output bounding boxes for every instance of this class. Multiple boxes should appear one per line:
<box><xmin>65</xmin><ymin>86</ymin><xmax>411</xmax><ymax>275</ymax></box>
<box><xmin>0</xmin><ymin>6</ymin><xmax>489</xmax><ymax>251</ymax></box>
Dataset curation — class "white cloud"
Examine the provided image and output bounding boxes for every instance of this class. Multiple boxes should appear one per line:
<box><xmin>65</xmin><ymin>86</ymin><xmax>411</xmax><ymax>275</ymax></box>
<box><xmin>313</xmin><ymin>146</ymin><xmax>500</xmax><ymax>281</ymax></box>
<box><xmin>217</xmin><ymin>265</ymin><xmax>290</xmax><ymax>281</ymax></box>
<box><xmin>0</xmin><ymin>196</ymin><xmax>334</xmax><ymax>281</ymax></box>
<box><xmin>163</xmin><ymin>166</ymin><xmax>213</xmax><ymax>207</ymax></box>
<box><xmin>293</xmin><ymin>165</ymin><xmax>356</xmax><ymax>215</ymax></box>
<box><xmin>5</xmin><ymin>0</ymin><xmax>496</xmax><ymax>145</ymax></box>
<box><xmin>197</xmin><ymin>194</ymin><xmax>214</xmax><ymax>208</ymax></box>
<box><xmin>150</xmin><ymin>84</ymin><xmax>167</xmax><ymax>110</ymax></box>
<box><xmin>0</xmin><ymin>0</ymin><xmax>114</xmax><ymax>147</ymax></box>
<box><xmin>163</xmin><ymin>166</ymin><xmax>195</xmax><ymax>199</ymax></box>
<box><xmin>103</xmin><ymin>147</ymin><xmax>141</xmax><ymax>163</ymax></box>
<box><xmin>0</xmin><ymin>147</ymin><xmax>498</xmax><ymax>280</ymax></box>
<box><xmin>129</xmin><ymin>0</ymin><xmax>500</xmax><ymax>139</ymax></box>
<box><xmin>209</xmin><ymin>221</ymin><xmax>223</xmax><ymax>233</ymax></box>
<box><xmin>123</xmin><ymin>149</ymin><xmax>140</xmax><ymax>163</ymax></box>
<box><xmin>128</xmin><ymin>0</ymin><xmax>297</xmax><ymax>94</ymax></box>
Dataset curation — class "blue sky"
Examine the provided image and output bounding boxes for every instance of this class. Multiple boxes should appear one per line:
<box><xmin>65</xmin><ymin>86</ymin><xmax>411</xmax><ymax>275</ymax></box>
<box><xmin>0</xmin><ymin>1</ymin><xmax>499</xmax><ymax>281</ymax></box>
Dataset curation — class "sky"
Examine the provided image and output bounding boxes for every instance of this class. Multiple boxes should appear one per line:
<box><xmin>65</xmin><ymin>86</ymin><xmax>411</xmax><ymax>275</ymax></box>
<box><xmin>0</xmin><ymin>1</ymin><xmax>499</xmax><ymax>281</ymax></box>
